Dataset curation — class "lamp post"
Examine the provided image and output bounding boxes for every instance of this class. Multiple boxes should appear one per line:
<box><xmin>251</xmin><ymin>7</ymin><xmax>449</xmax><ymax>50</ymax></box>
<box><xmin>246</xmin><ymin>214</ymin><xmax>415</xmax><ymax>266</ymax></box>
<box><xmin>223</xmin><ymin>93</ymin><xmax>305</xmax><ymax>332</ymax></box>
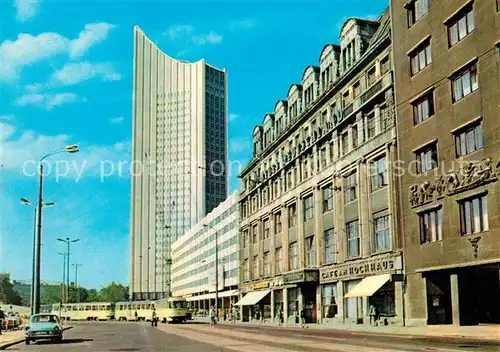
<box><xmin>203</xmin><ymin>224</ymin><xmax>218</xmax><ymax>318</ymax></box>
<box><xmin>72</xmin><ymin>263</ymin><xmax>81</xmax><ymax>303</ymax></box>
<box><xmin>31</xmin><ymin>144</ymin><xmax>79</xmax><ymax>314</ymax></box>
<box><xmin>163</xmin><ymin>225</ymin><xmax>171</xmax><ymax>299</ymax></box>
<box><xmin>20</xmin><ymin>198</ymin><xmax>54</xmax><ymax>315</ymax></box>
<box><xmin>58</xmin><ymin>252</ymin><xmax>67</xmax><ymax>303</ymax></box>
<box><xmin>57</xmin><ymin>237</ymin><xmax>80</xmax><ymax>302</ymax></box>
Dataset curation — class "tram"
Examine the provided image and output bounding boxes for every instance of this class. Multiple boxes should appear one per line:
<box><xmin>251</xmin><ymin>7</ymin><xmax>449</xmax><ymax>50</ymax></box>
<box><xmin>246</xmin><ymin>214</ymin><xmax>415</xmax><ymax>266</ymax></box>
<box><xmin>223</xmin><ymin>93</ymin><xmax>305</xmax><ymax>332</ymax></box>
<box><xmin>114</xmin><ymin>300</ymin><xmax>155</xmax><ymax>321</ymax></box>
<box><xmin>52</xmin><ymin>302</ymin><xmax>114</xmax><ymax>321</ymax></box>
<box><xmin>155</xmin><ymin>296</ymin><xmax>188</xmax><ymax>323</ymax></box>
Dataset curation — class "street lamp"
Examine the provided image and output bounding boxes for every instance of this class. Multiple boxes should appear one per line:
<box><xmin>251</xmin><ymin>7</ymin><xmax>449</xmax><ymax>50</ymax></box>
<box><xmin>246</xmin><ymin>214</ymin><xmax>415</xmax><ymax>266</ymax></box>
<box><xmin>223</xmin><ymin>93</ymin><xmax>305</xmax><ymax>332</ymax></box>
<box><xmin>20</xmin><ymin>198</ymin><xmax>54</xmax><ymax>315</ymax></box>
<box><xmin>32</xmin><ymin>144</ymin><xmax>79</xmax><ymax>314</ymax></box>
<box><xmin>203</xmin><ymin>224</ymin><xmax>219</xmax><ymax>318</ymax></box>
<box><xmin>58</xmin><ymin>252</ymin><xmax>67</xmax><ymax>303</ymax></box>
<box><xmin>57</xmin><ymin>237</ymin><xmax>80</xmax><ymax>302</ymax></box>
<box><xmin>72</xmin><ymin>263</ymin><xmax>82</xmax><ymax>303</ymax></box>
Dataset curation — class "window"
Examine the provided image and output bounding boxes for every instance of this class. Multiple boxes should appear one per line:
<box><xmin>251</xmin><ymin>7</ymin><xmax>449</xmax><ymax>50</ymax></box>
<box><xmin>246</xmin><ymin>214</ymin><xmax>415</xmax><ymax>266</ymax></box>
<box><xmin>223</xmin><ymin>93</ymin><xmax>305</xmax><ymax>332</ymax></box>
<box><xmin>353</xmin><ymin>81</ymin><xmax>361</xmax><ymax>98</ymax></box>
<box><xmin>288</xmin><ymin>204</ymin><xmax>297</xmax><ymax>228</ymax></box>
<box><xmin>306</xmin><ymin>236</ymin><xmax>316</xmax><ymax>267</ymax></box>
<box><xmin>243</xmin><ymin>230</ymin><xmax>249</xmax><ymax>248</ymax></box>
<box><xmin>380</xmin><ymin>56</ymin><xmax>390</xmax><ymax>76</ymax></box>
<box><xmin>367</xmin><ymin>114</ymin><xmax>375</xmax><ymax>139</ymax></box>
<box><xmin>352</xmin><ymin>125</ymin><xmax>358</xmax><ymax>149</ymax></box>
<box><xmin>323</xmin><ymin>185</ymin><xmax>334</xmax><ymax>212</ymax></box>
<box><xmin>454</xmin><ymin>121</ymin><xmax>483</xmax><ymax>157</ymax></box>
<box><xmin>413</xmin><ymin>92</ymin><xmax>435</xmax><ymax>124</ymax></box>
<box><xmin>263</xmin><ymin>252</ymin><xmax>271</xmax><ymax>277</ymax></box>
<box><xmin>371</xmin><ymin>156</ymin><xmax>388</xmax><ymax>191</ymax></box>
<box><xmin>274</xmin><ymin>212</ymin><xmax>282</xmax><ymax>234</ymax></box>
<box><xmin>347</xmin><ymin>220</ymin><xmax>360</xmax><ymax>258</ymax></box>
<box><xmin>498</xmin><ymin>0</ymin><xmax>500</xmax><ymax>11</ymax></box>
<box><xmin>263</xmin><ymin>218</ymin><xmax>270</xmax><ymax>239</ymax></box>
<box><xmin>367</xmin><ymin>66</ymin><xmax>377</xmax><ymax>86</ymax></box>
<box><xmin>276</xmin><ymin>247</ymin><xmax>284</xmax><ymax>273</ymax></box>
<box><xmin>410</xmin><ymin>41</ymin><xmax>432</xmax><ymax>75</ymax></box>
<box><xmin>304</xmin><ymin>194</ymin><xmax>314</xmax><ymax>221</ymax></box>
<box><xmin>324</xmin><ymin>228</ymin><xmax>335</xmax><ymax>264</ymax></box>
<box><xmin>289</xmin><ymin>242</ymin><xmax>298</xmax><ymax>270</ymax></box>
<box><xmin>419</xmin><ymin>207</ymin><xmax>443</xmax><ymax>243</ymax></box>
<box><xmin>460</xmin><ymin>194</ymin><xmax>489</xmax><ymax>236</ymax></box>
<box><xmin>303</xmin><ymin>159</ymin><xmax>309</xmax><ymax>179</ymax></box>
<box><xmin>243</xmin><ymin>259</ymin><xmax>249</xmax><ymax>280</ymax></box>
<box><xmin>252</xmin><ymin>224</ymin><xmax>259</xmax><ymax>243</ymax></box>
<box><xmin>341</xmin><ymin>132</ymin><xmax>349</xmax><ymax>155</ymax></box>
<box><xmin>452</xmin><ymin>65</ymin><xmax>478</xmax><ymax>102</ymax></box>
<box><xmin>448</xmin><ymin>6</ymin><xmax>475</xmax><ymax>47</ymax></box>
<box><xmin>344</xmin><ymin>171</ymin><xmax>357</xmax><ymax>203</ymax></box>
<box><xmin>407</xmin><ymin>0</ymin><xmax>429</xmax><ymax>26</ymax></box>
<box><xmin>320</xmin><ymin>147</ymin><xmax>327</xmax><ymax>169</ymax></box>
<box><xmin>253</xmin><ymin>255</ymin><xmax>259</xmax><ymax>278</ymax></box>
<box><xmin>415</xmin><ymin>143</ymin><xmax>438</xmax><ymax>174</ymax></box>
<box><xmin>322</xmin><ymin>284</ymin><xmax>338</xmax><ymax>318</ymax></box>
<box><xmin>374</xmin><ymin>215</ymin><xmax>390</xmax><ymax>252</ymax></box>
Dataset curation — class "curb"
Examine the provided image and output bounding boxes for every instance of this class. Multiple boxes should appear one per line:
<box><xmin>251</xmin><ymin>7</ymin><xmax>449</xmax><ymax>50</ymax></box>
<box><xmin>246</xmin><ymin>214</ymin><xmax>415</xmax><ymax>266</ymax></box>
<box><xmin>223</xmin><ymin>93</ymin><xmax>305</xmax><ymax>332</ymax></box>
<box><xmin>0</xmin><ymin>326</ymin><xmax>73</xmax><ymax>350</ymax></box>
<box><xmin>212</xmin><ymin>322</ymin><xmax>500</xmax><ymax>347</ymax></box>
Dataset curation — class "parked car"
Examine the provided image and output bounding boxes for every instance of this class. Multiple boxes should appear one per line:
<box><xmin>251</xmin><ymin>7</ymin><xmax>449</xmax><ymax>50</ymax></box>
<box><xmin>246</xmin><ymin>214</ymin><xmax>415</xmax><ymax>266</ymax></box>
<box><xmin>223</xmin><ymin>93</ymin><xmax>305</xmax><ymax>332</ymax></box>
<box><xmin>25</xmin><ymin>314</ymin><xmax>63</xmax><ymax>345</ymax></box>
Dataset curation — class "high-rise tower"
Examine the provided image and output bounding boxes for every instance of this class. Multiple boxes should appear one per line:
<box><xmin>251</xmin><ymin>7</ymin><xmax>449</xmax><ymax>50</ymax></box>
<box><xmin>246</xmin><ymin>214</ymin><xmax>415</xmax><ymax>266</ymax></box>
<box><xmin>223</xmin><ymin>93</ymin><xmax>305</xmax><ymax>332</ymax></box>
<box><xmin>130</xmin><ymin>26</ymin><xmax>227</xmax><ymax>300</ymax></box>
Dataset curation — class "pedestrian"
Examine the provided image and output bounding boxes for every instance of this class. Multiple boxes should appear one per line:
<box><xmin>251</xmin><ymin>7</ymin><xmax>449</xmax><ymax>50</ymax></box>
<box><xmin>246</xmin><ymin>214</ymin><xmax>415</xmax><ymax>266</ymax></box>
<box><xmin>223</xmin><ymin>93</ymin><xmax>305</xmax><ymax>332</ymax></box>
<box><xmin>151</xmin><ymin>309</ymin><xmax>157</xmax><ymax>327</ymax></box>
<box><xmin>0</xmin><ymin>308</ymin><xmax>5</xmax><ymax>335</ymax></box>
<box><xmin>134</xmin><ymin>311</ymin><xmax>138</xmax><ymax>321</ymax></box>
<box><xmin>222</xmin><ymin>309</ymin><xmax>226</xmax><ymax>322</ymax></box>
<box><xmin>209</xmin><ymin>306</ymin><xmax>216</xmax><ymax>327</ymax></box>
<box><xmin>277</xmin><ymin>307</ymin><xmax>283</xmax><ymax>326</ymax></box>
<box><xmin>369</xmin><ymin>304</ymin><xmax>377</xmax><ymax>325</ymax></box>
<box><xmin>231</xmin><ymin>307</ymin><xmax>237</xmax><ymax>324</ymax></box>
<box><xmin>300</xmin><ymin>308</ymin><xmax>306</xmax><ymax>328</ymax></box>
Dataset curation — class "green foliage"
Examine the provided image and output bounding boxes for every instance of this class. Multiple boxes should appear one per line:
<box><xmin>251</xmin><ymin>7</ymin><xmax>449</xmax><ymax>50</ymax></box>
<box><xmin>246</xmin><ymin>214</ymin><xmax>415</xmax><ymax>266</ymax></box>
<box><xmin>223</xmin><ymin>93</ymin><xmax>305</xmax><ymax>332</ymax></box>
<box><xmin>40</xmin><ymin>285</ymin><xmax>62</xmax><ymax>305</ymax></box>
<box><xmin>0</xmin><ymin>276</ymin><xmax>22</xmax><ymax>305</ymax></box>
<box><xmin>98</xmin><ymin>282</ymin><xmax>128</xmax><ymax>303</ymax></box>
<box><xmin>86</xmin><ymin>289</ymin><xmax>100</xmax><ymax>302</ymax></box>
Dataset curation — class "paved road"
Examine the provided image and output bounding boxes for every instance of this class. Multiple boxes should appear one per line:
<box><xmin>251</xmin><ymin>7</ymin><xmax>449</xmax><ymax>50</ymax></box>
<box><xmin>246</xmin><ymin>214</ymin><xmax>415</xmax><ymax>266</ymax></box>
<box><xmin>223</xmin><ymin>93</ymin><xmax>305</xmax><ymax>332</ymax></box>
<box><xmin>5</xmin><ymin>321</ymin><xmax>499</xmax><ymax>352</ymax></box>
<box><xmin>4</xmin><ymin>322</ymin><xmax>228</xmax><ymax>352</ymax></box>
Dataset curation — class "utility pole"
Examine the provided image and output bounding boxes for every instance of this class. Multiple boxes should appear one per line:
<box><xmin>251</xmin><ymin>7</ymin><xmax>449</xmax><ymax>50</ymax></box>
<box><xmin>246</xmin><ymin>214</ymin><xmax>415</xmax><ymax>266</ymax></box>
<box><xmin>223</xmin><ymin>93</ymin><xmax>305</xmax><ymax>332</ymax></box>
<box><xmin>58</xmin><ymin>253</ymin><xmax>67</xmax><ymax>303</ymax></box>
<box><xmin>57</xmin><ymin>237</ymin><xmax>79</xmax><ymax>303</ymax></box>
<box><xmin>72</xmin><ymin>264</ymin><xmax>81</xmax><ymax>303</ymax></box>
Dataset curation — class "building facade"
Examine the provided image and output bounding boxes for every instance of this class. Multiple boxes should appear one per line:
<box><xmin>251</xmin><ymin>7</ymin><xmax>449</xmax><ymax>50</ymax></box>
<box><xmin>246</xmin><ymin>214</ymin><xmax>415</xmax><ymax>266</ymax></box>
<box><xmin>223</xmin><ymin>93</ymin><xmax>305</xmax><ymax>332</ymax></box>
<box><xmin>130</xmin><ymin>26</ymin><xmax>228</xmax><ymax>300</ymax></box>
<box><xmin>171</xmin><ymin>192</ymin><xmax>239</xmax><ymax>312</ymax></box>
<box><xmin>391</xmin><ymin>0</ymin><xmax>500</xmax><ymax>326</ymax></box>
<box><xmin>237</xmin><ymin>9</ymin><xmax>405</xmax><ymax>326</ymax></box>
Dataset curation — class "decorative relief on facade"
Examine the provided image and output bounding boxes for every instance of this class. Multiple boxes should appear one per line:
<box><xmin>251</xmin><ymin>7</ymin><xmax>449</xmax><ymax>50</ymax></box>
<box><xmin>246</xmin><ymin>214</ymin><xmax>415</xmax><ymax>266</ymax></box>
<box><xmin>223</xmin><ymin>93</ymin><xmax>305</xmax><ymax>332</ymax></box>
<box><xmin>468</xmin><ymin>236</ymin><xmax>481</xmax><ymax>259</ymax></box>
<box><xmin>409</xmin><ymin>158</ymin><xmax>499</xmax><ymax>208</ymax></box>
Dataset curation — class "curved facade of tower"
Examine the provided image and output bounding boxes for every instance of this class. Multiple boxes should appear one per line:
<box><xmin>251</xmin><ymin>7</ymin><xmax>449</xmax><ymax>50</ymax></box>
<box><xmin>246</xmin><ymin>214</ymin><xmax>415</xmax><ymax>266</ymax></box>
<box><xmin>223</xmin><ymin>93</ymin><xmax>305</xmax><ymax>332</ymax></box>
<box><xmin>130</xmin><ymin>26</ymin><xmax>227</xmax><ymax>300</ymax></box>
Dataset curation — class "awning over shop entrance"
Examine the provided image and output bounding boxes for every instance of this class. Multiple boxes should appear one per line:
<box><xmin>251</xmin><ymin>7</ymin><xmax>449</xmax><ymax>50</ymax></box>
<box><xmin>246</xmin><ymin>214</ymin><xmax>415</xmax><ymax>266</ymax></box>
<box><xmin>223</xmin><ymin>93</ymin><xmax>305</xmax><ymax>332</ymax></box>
<box><xmin>344</xmin><ymin>274</ymin><xmax>391</xmax><ymax>298</ymax></box>
<box><xmin>234</xmin><ymin>290</ymin><xmax>271</xmax><ymax>306</ymax></box>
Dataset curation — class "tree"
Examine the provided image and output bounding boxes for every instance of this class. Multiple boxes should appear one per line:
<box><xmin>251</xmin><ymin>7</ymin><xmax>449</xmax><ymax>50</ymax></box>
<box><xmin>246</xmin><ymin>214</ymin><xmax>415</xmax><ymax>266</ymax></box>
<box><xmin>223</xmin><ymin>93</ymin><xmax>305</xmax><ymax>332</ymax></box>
<box><xmin>98</xmin><ymin>282</ymin><xmax>127</xmax><ymax>303</ymax></box>
<box><xmin>86</xmin><ymin>289</ymin><xmax>100</xmax><ymax>302</ymax></box>
<box><xmin>0</xmin><ymin>276</ymin><xmax>22</xmax><ymax>305</ymax></box>
<box><xmin>40</xmin><ymin>285</ymin><xmax>62</xmax><ymax>305</ymax></box>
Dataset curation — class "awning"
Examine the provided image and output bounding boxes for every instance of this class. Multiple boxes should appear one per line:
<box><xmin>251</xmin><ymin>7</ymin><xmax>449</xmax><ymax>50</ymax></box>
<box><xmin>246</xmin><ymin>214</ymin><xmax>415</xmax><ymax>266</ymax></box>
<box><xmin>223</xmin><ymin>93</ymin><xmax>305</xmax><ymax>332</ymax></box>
<box><xmin>234</xmin><ymin>290</ymin><xmax>270</xmax><ymax>306</ymax></box>
<box><xmin>185</xmin><ymin>290</ymin><xmax>239</xmax><ymax>302</ymax></box>
<box><xmin>344</xmin><ymin>274</ymin><xmax>391</xmax><ymax>298</ymax></box>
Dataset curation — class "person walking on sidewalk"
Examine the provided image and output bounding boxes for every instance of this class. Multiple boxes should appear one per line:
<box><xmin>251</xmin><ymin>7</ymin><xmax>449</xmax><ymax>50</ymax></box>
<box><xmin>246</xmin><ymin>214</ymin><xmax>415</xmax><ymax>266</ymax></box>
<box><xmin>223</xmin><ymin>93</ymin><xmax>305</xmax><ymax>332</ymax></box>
<box><xmin>209</xmin><ymin>306</ymin><xmax>216</xmax><ymax>327</ymax></box>
<box><xmin>0</xmin><ymin>308</ymin><xmax>5</xmax><ymax>335</ymax></box>
<box><xmin>231</xmin><ymin>306</ymin><xmax>237</xmax><ymax>324</ymax></box>
<box><xmin>151</xmin><ymin>308</ymin><xmax>157</xmax><ymax>327</ymax></box>
<box><xmin>300</xmin><ymin>308</ymin><xmax>306</xmax><ymax>328</ymax></box>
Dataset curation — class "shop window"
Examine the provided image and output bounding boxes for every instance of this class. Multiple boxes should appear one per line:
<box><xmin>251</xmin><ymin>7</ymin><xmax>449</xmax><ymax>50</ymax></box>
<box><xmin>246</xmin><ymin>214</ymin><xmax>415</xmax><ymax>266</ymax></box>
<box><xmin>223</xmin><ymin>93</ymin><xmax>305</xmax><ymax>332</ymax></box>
<box><xmin>323</xmin><ymin>185</ymin><xmax>334</xmax><ymax>213</ymax></box>
<box><xmin>454</xmin><ymin>121</ymin><xmax>483</xmax><ymax>157</ymax></box>
<box><xmin>322</xmin><ymin>284</ymin><xmax>338</xmax><ymax>318</ymax></box>
<box><xmin>370</xmin><ymin>281</ymin><xmax>395</xmax><ymax>316</ymax></box>
<box><xmin>287</xmin><ymin>287</ymin><xmax>299</xmax><ymax>318</ymax></box>
<box><xmin>419</xmin><ymin>207</ymin><xmax>443</xmax><ymax>243</ymax></box>
<box><xmin>459</xmin><ymin>194</ymin><xmax>489</xmax><ymax>236</ymax></box>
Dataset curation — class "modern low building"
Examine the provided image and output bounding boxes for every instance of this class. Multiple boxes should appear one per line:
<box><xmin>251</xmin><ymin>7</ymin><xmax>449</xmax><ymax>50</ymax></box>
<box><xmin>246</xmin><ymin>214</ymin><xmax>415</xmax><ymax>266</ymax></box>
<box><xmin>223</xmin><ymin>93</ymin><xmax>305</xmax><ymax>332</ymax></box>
<box><xmin>237</xmin><ymin>8</ymin><xmax>405</xmax><ymax>326</ymax></box>
<box><xmin>391</xmin><ymin>0</ymin><xmax>500</xmax><ymax>326</ymax></box>
<box><xmin>171</xmin><ymin>192</ymin><xmax>239</xmax><ymax>311</ymax></box>
<box><xmin>130</xmin><ymin>26</ymin><xmax>228</xmax><ymax>300</ymax></box>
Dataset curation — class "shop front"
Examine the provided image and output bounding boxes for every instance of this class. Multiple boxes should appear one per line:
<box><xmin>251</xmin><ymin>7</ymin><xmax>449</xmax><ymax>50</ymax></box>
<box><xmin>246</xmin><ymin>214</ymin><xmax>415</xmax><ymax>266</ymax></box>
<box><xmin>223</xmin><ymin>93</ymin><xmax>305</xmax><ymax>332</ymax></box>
<box><xmin>319</xmin><ymin>253</ymin><xmax>404</xmax><ymax>326</ymax></box>
<box><xmin>282</xmin><ymin>269</ymin><xmax>319</xmax><ymax>325</ymax></box>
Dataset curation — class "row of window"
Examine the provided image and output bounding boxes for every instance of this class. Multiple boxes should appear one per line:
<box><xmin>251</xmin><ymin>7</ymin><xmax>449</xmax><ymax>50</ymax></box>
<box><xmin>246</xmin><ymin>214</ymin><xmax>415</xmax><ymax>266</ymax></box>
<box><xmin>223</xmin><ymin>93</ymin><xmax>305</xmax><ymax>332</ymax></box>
<box><xmin>415</xmin><ymin>120</ymin><xmax>483</xmax><ymax>174</ymax></box>
<box><xmin>419</xmin><ymin>194</ymin><xmax>488</xmax><ymax>244</ymax></box>
<box><xmin>244</xmin><ymin>215</ymin><xmax>391</xmax><ymax>279</ymax></box>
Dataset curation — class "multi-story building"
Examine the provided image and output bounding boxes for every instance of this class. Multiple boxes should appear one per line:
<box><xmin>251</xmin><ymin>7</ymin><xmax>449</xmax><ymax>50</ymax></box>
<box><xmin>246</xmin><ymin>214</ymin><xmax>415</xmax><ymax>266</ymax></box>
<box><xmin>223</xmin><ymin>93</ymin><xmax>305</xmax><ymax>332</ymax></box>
<box><xmin>130</xmin><ymin>26</ymin><xmax>228</xmax><ymax>300</ymax></box>
<box><xmin>171</xmin><ymin>192</ymin><xmax>239</xmax><ymax>312</ymax></box>
<box><xmin>391</xmin><ymin>0</ymin><xmax>500</xmax><ymax>326</ymax></box>
<box><xmin>237</xmin><ymin>9</ymin><xmax>405</xmax><ymax>326</ymax></box>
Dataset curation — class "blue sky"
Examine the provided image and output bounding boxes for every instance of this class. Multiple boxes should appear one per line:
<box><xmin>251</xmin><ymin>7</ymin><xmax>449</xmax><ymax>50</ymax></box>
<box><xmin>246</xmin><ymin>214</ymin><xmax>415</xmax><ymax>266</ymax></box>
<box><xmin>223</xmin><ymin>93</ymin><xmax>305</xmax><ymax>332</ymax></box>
<box><xmin>0</xmin><ymin>0</ymin><xmax>389</xmax><ymax>289</ymax></box>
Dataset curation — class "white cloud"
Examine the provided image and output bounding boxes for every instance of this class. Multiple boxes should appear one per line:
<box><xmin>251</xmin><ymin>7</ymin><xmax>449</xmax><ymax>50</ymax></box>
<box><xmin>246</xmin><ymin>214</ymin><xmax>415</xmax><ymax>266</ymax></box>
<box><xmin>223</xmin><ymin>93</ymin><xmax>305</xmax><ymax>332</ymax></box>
<box><xmin>52</xmin><ymin>61</ymin><xmax>121</xmax><ymax>86</ymax></box>
<box><xmin>166</xmin><ymin>24</ymin><xmax>194</xmax><ymax>40</ymax></box>
<box><xmin>69</xmin><ymin>23</ymin><xmax>115</xmax><ymax>59</ymax></box>
<box><xmin>109</xmin><ymin>116</ymin><xmax>124</xmax><ymax>124</ymax></box>
<box><xmin>192</xmin><ymin>31</ymin><xmax>223</xmax><ymax>45</ymax></box>
<box><xmin>0</xmin><ymin>22</ymin><xmax>115</xmax><ymax>82</ymax></box>
<box><xmin>15</xmin><ymin>92</ymin><xmax>80</xmax><ymax>110</ymax></box>
<box><xmin>229</xmin><ymin>113</ymin><xmax>239</xmax><ymax>122</ymax></box>
<box><xmin>0</xmin><ymin>122</ymin><xmax>131</xmax><ymax>179</ymax></box>
<box><xmin>14</xmin><ymin>0</ymin><xmax>41</xmax><ymax>22</ymax></box>
<box><xmin>229</xmin><ymin>19</ymin><xmax>256</xmax><ymax>31</ymax></box>
<box><xmin>229</xmin><ymin>138</ymin><xmax>251</xmax><ymax>153</ymax></box>
<box><xmin>0</xmin><ymin>115</ymin><xmax>14</xmax><ymax>121</ymax></box>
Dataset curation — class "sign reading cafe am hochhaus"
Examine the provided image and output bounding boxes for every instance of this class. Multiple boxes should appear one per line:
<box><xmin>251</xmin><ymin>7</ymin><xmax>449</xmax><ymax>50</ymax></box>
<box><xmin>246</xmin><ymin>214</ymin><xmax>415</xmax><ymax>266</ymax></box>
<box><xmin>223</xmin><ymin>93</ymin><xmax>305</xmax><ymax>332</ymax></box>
<box><xmin>320</xmin><ymin>254</ymin><xmax>403</xmax><ymax>282</ymax></box>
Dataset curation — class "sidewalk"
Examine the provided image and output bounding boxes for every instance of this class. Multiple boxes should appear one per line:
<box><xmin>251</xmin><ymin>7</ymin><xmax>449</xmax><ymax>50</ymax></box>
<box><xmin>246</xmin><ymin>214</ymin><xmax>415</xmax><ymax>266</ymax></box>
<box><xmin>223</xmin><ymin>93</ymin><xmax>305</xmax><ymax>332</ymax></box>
<box><xmin>193</xmin><ymin>317</ymin><xmax>500</xmax><ymax>345</ymax></box>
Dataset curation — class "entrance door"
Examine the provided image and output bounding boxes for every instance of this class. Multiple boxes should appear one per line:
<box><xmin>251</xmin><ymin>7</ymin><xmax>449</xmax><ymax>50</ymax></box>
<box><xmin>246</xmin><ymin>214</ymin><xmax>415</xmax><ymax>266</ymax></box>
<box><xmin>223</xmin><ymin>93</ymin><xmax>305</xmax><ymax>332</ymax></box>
<box><xmin>426</xmin><ymin>273</ymin><xmax>452</xmax><ymax>325</ymax></box>
<box><xmin>302</xmin><ymin>285</ymin><xmax>317</xmax><ymax>323</ymax></box>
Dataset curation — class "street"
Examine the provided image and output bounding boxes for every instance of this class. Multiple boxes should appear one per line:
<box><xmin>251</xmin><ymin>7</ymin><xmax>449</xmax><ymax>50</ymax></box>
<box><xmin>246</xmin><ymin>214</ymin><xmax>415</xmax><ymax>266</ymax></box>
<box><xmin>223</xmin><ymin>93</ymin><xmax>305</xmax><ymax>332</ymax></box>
<box><xmin>4</xmin><ymin>321</ymin><xmax>499</xmax><ymax>352</ymax></box>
